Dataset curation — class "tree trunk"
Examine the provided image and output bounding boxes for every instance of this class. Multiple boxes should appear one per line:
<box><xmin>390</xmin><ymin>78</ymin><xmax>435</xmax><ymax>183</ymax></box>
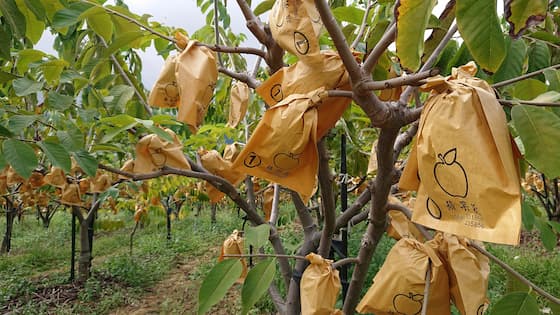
<box><xmin>1</xmin><ymin>206</ymin><xmax>15</xmax><ymax>254</ymax></box>
<box><xmin>78</xmin><ymin>218</ymin><xmax>92</xmax><ymax>282</ymax></box>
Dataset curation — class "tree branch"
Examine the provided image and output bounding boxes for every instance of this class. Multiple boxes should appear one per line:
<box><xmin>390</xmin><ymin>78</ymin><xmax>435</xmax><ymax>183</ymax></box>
<box><xmin>350</xmin><ymin>0</ymin><xmax>374</xmax><ymax>49</ymax></box>
<box><xmin>492</xmin><ymin>64</ymin><xmax>560</xmax><ymax>89</ymax></box>
<box><xmin>198</xmin><ymin>43</ymin><xmax>267</xmax><ymax>58</ymax></box>
<box><xmin>317</xmin><ymin>139</ymin><xmax>337</xmax><ymax>257</ymax></box>
<box><xmin>362</xmin><ymin>22</ymin><xmax>396</xmax><ymax>74</ymax></box>
<box><xmin>362</xmin><ymin>69</ymin><xmax>439</xmax><ymax>90</ymax></box>
<box><xmin>218</xmin><ymin>67</ymin><xmax>259</xmax><ymax>89</ymax></box>
<box><xmin>332</xmin><ymin>257</ymin><xmax>360</xmax><ymax>269</ymax></box>
<box><xmin>421</xmin><ymin>261</ymin><xmax>431</xmax><ymax>315</ymax></box>
<box><xmin>499</xmin><ymin>99</ymin><xmax>560</xmax><ymax>107</ymax></box>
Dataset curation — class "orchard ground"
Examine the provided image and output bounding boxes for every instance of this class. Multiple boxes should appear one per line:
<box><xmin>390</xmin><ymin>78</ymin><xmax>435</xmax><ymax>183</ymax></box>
<box><xmin>1</xmin><ymin>200</ymin><xmax>559</xmax><ymax>314</ymax></box>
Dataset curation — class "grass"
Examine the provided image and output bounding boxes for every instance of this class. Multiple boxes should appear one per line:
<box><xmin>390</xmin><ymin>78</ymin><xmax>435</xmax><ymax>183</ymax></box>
<box><xmin>1</xmin><ymin>201</ymin><xmax>559</xmax><ymax>314</ymax></box>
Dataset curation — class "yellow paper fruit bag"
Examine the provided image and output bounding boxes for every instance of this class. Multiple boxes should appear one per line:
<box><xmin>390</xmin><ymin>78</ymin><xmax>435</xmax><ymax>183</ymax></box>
<box><xmin>227</xmin><ymin>81</ymin><xmax>250</xmax><ymax>128</ymax></box>
<box><xmin>256</xmin><ymin>51</ymin><xmax>351</xmax><ymax>139</ymax></box>
<box><xmin>175</xmin><ymin>40</ymin><xmax>218</xmax><ymax>133</ymax></box>
<box><xmin>223</xmin><ymin>142</ymin><xmax>243</xmax><ymax>162</ymax></box>
<box><xmin>218</xmin><ymin>230</ymin><xmax>248</xmax><ymax>283</ymax></box>
<box><xmin>44</xmin><ymin>166</ymin><xmax>66</xmax><ymax>188</ymax></box>
<box><xmin>428</xmin><ymin>232</ymin><xmax>490</xmax><ymax>315</ymax></box>
<box><xmin>148</xmin><ymin>54</ymin><xmax>180</xmax><ymax>108</ymax></box>
<box><xmin>91</xmin><ymin>171</ymin><xmax>112</xmax><ymax>193</ymax></box>
<box><xmin>231</xmin><ymin>91</ymin><xmax>321</xmax><ymax>203</ymax></box>
<box><xmin>133</xmin><ymin>129</ymin><xmax>190</xmax><ymax>174</ymax></box>
<box><xmin>61</xmin><ymin>183</ymin><xmax>82</xmax><ymax>206</ymax></box>
<box><xmin>399</xmin><ymin>62</ymin><xmax>522</xmax><ymax>245</ymax></box>
<box><xmin>199</xmin><ymin>149</ymin><xmax>244</xmax><ymax>203</ymax></box>
<box><xmin>300</xmin><ymin>253</ymin><xmax>341</xmax><ymax>315</ymax></box>
<box><xmin>269</xmin><ymin>0</ymin><xmax>323</xmax><ymax>63</ymax></box>
<box><xmin>263</xmin><ymin>185</ymin><xmax>274</xmax><ymax>221</ymax></box>
<box><xmin>356</xmin><ymin>238</ymin><xmax>450</xmax><ymax>315</ymax></box>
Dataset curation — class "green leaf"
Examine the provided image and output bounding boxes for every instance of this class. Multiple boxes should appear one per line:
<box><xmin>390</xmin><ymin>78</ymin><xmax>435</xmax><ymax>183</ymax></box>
<box><xmin>0</xmin><ymin>71</ymin><xmax>18</xmax><ymax>83</ymax></box>
<box><xmin>512</xmin><ymin>79</ymin><xmax>547</xmax><ymax>100</ymax></box>
<box><xmin>41</xmin><ymin>59</ymin><xmax>69</xmax><ymax>85</ymax></box>
<box><xmin>23</xmin><ymin>0</ymin><xmax>45</xmax><ymax>20</ymax></box>
<box><xmin>46</xmin><ymin>91</ymin><xmax>74</xmax><ymax>111</ymax></box>
<box><xmin>15</xmin><ymin>0</ymin><xmax>44</xmax><ymax>44</ymax></box>
<box><xmin>532</xmin><ymin>91</ymin><xmax>560</xmax><ymax>103</ymax></box>
<box><xmin>245</xmin><ymin>224</ymin><xmax>271</xmax><ymax>250</ymax></box>
<box><xmin>253</xmin><ymin>0</ymin><xmax>274</xmax><ymax>16</ymax></box>
<box><xmin>527</xmin><ymin>41</ymin><xmax>550</xmax><ymax>81</ymax></box>
<box><xmin>0</xmin><ymin>124</ymin><xmax>13</xmax><ymax>137</ymax></box>
<box><xmin>91</xmin><ymin>144</ymin><xmax>125</xmax><ymax>153</ymax></box>
<box><xmin>106</xmin><ymin>85</ymin><xmax>135</xmax><ymax>113</ymax></box>
<box><xmin>521</xmin><ymin>198</ymin><xmax>536</xmax><ymax>230</ymax></box>
<box><xmin>71</xmin><ymin>150</ymin><xmax>98</xmax><ymax>177</ymax></box>
<box><xmin>0</xmin><ymin>28</ymin><xmax>11</xmax><ymax>60</ymax></box>
<box><xmin>101</xmin><ymin>31</ymin><xmax>146</xmax><ymax>58</ymax></box>
<box><xmin>505</xmin><ymin>0</ymin><xmax>547</xmax><ymax>38</ymax></box>
<box><xmin>0</xmin><ymin>0</ymin><xmax>26</xmax><ymax>39</ymax></box>
<box><xmin>544</xmin><ymin>69</ymin><xmax>560</xmax><ymax>92</ymax></box>
<box><xmin>12</xmin><ymin>77</ymin><xmax>44</xmax><ymax>96</ymax></box>
<box><xmin>197</xmin><ymin>259</ymin><xmax>243</xmax><ymax>315</ymax></box>
<box><xmin>535</xmin><ymin>219</ymin><xmax>557</xmax><ymax>251</ymax></box>
<box><xmin>81</xmin><ymin>6</ymin><xmax>113</xmax><ymax>42</ymax></box>
<box><xmin>490</xmin><ymin>292</ymin><xmax>540</xmax><ymax>315</ymax></box>
<box><xmin>332</xmin><ymin>6</ymin><xmax>365</xmax><ymax>25</ymax></box>
<box><xmin>57</xmin><ymin>127</ymin><xmax>84</xmax><ymax>152</ymax></box>
<box><xmin>395</xmin><ymin>0</ymin><xmax>437</xmax><ymax>71</ymax></box>
<box><xmin>38</xmin><ymin>140</ymin><xmax>72</xmax><ymax>173</ymax></box>
<box><xmin>101</xmin><ymin>120</ymin><xmax>138</xmax><ymax>143</ymax></box>
<box><xmin>550</xmin><ymin>221</ymin><xmax>560</xmax><ymax>234</ymax></box>
<box><xmin>136</xmin><ymin>119</ymin><xmax>175</xmax><ymax>143</ymax></box>
<box><xmin>15</xmin><ymin>49</ymin><xmax>45</xmax><ymax>73</ymax></box>
<box><xmin>52</xmin><ymin>8</ymin><xmax>83</xmax><ymax>28</ymax></box>
<box><xmin>492</xmin><ymin>38</ymin><xmax>527</xmax><ymax>83</ymax></box>
<box><xmin>100</xmin><ymin>113</ymin><xmax>138</xmax><ymax>126</ymax></box>
<box><xmin>151</xmin><ymin>114</ymin><xmax>181</xmax><ymax>126</ymax></box>
<box><xmin>8</xmin><ymin>115</ymin><xmax>37</xmax><ymax>134</ymax></box>
<box><xmin>512</xmin><ymin>105</ymin><xmax>560</xmax><ymax>178</ymax></box>
<box><xmin>456</xmin><ymin>0</ymin><xmax>506</xmax><ymax>73</ymax></box>
<box><xmin>0</xmin><ymin>153</ymin><xmax>6</xmax><ymax>170</ymax></box>
<box><xmin>241</xmin><ymin>259</ymin><xmax>276</xmax><ymax>315</ymax></box>
<box><xmin>2</xmin><ymin>139</ymin><xmax>38</xmax><ymax>179</ymax></box>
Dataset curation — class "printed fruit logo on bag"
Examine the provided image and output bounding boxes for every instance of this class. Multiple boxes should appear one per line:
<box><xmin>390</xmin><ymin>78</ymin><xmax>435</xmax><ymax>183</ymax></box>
<box><xmin>399</xmin><ymin>62</ymin><xmax>522</xmax><ymax>245</ymax></box>
<box><xmin>393</xmin><ymin>292</ymin><xmax>423</xmax><ymax>315</ymax></box>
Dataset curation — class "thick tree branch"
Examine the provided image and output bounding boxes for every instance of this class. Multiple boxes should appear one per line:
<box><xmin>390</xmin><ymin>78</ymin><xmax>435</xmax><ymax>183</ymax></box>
<box><xmin>421</xmin><ymin>262</ymin><xmax>431</xmax><ymax>315</ymax></box>
<box><xmin>343</xmin><ymin>127</ymin><xmax>399</xmax><ymax>314</ymax></box>
<box><xmin>198</xmin><ymin>43</ymin><xmax>267</xmax><ymax>58</ymax></box>
<box><xmin>393</xmin><ymin>121</ymin><xmax>419</xmax><ymax>161</ymax></box>
<box><xmin>317</xmin><ymin>139</ymin><xmax>337</xmax><ymax>257</ymax></box>
<box><xmin>218</xmin><ymin>67</ymin><xmax>259</xmax><ymax>89</ymax></box>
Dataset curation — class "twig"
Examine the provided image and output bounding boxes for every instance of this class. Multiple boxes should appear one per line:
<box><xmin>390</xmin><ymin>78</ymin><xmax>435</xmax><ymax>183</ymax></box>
<box><xmin>421</xmin><ymin>261</ymin><xmax>431</xmax><ymax>315</ymax></box>
<box><xmin>327</xmin><ymin>90</ymin><xmax>354</xmax><ymax>99</ymax></box>
<box><xmin>492</xmin><ymin>64</ymin><xmax>560</xmax><ymax>89</ymax></box>
<box><xmin>83</xmin><ymin>0</ymin><xmax>175</xmax><ymax>43</ymax></box>
<box><xmin>363</xmin><ymin>22</ymin><xmax>396</xmax><ymax>74</ymax></box>
<box><xmin>399</xmin><ymin>23</ymin><xmax>457</xmax><ymax>105</ymax></box>
<box><xmin>213</xmin><ymin>0</ymin><xmax>223</xmax><ymax>66</ymax></box>
<box><xmin>362</xmin><ymin>69</ymin><xmax>439</xmax><ymax>90</ymax></box>
<box><xmin>350</xmin><ymin>0</ymin><xmax>374</xmax><ymax>49</ymax></box>
<box><xmin>223</xmin><ymin>253</ymin><xmax>307</xmax><ymax>260</ymax></box>
<box><xmin>197</xmin><ymin>43</ymin><xmax>267</xmax><ymax>58</ymax></box>
<box><xmin>332</xmin><ymin>257</ymin><xmax>360</xmax><ymax>269</ymax></box>
<box><xmin>98</xmin><ymin>36</ymin><xmax>152</xmax><ymax>116</ymax></box>
<box><xmin>499</xmin><ymin>99</ymin><xmax>560</xmax><ymax>107</ymax></box>
<box><xmin>218</xmin><ymin>67</ymin><xmax>259</xmax><ymax>89</ymax></box>
<box><xmin>470</xmin><ymin>243</ymin><xmax>560</xmax><ymax>305</ymax></box>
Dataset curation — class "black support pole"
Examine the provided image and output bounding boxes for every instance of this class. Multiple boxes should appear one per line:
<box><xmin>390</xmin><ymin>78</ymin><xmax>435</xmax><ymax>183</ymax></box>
<box><xmin>70</xmin><ymin>211</ymin><xmax>76</xmax><ymax>281</ymax></box>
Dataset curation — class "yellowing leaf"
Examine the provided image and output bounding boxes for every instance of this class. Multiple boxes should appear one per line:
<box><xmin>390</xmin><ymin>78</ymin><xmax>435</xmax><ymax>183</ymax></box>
<box><xmin>505</xmin><ymin>0</ymin><xmax>547</xmax><ymax>38</ymax></box>
<box><xmin>395</xmin><ymin>0</ymin><xmax>437</xmax><ymax>71</ymax></box>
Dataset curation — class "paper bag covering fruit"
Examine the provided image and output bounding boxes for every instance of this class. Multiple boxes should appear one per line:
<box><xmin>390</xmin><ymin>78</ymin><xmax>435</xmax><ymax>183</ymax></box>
<box><xmin>148</xmin><ymin>39</ymin><xmax>218</xmax><ymax>134</ymax></box>
<box><xmin>218</xmin><ymin>230</ymin><xmax>247</xmax><ymax>283</ymax></box>
<box><xmin>28</xmin><ymin>171</ymin><xmax>45</xmax><ymax>188</ymax></box>
<box><xmin>386</xmin><ymin>196</ymin><xmax>426</xmax><ymax>242</ymax></box>
<box><xmin>428</xmin><ymin>232</ymin><xmax>490</xmax><ymax>315</ymax></box>
<box><xmin>0</xmin><ymin>172</ymin><xmax>7</xmax><ymax>194</ymax></box>
<box><xmin>91</xmin><ymin>171</ymin><xmax>112</xmax><ymax>193</ymax></box>
<box><xmin>300</xmin><ymin>253</ymin><xmax>341</xmax><ymax>315</ymax></box>
<box><xmin>6</xmin><ymin>167</ymin><xmax>24</xmax><ymax>185</ymax></box>
<box><xmin>256</xmin><ymin>51</ymin><xmax>351</xmax><ymax>139</ymax></box>
<box><xmin>199</xmin><ymin>149</ymin><xmax>244</xmax><ymax>204</ymax></box>
<box><xmin>133</xmin><ymin>129</ymin><xmax>190</xmax><ymax>174</ymax></box>
<box><xmin>263</xmin><ymin>185</ymin><xmax>274</xmax><ymax>221</ymax></box>
<box><xmin>44</xmin><ymin>166</ymin><xmax>66</xmax><ymax>188</ymax></box>
<box><xmin>223</xmin><ymin>142</ymin><xmax>243</xmax><ymax>162</ymax></box>
<box><xmin>227</xmin><ymin>81</ymin><xmax>250</xmax><ymax>128</ymax></box>
<box><xmin>231</xmin><ymin>90</ymin><xmax>322</xmax><ymax>203</ymax></box>
<box><xmin>61</xmin><ymin>183</ymin><xmax>82</xmax><ymax>206</ymax></box>
<box><xmin>356</xmin><ymin>238</ymin><xmax>450</xmax><ymax>315</ymax></box>
<box><xmin>175</xmin><ymin>40</ymin><xmax>218</xmax><ymax>133</ymax></box>
<box><xmin>269</xmin><ymin>0</ymin><xmax>323</xmax><ymax>63</ymax></box>
<box><xmin>119</xmin><ymin>159</ymin><xmax>135</xmax><ymax>179</ymax></box>
<box><xmin>399</xmin><ymin>62</ymin><xmax>522</xmax><ymax>245</ymax></box>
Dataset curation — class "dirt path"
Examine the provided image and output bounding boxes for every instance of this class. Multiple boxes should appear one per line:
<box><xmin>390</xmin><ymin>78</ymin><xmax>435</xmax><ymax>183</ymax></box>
<box><xmin>110</xmin><ymin>247</ymin><xmax>243</xmax><ymax>315</ymax></box>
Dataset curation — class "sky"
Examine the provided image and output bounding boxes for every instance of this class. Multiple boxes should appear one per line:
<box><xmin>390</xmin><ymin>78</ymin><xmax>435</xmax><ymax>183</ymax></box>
<box><xmin>37</xmin><ymin>0</ymin><xmax>259</xmax><ymax>88</ymax></box>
